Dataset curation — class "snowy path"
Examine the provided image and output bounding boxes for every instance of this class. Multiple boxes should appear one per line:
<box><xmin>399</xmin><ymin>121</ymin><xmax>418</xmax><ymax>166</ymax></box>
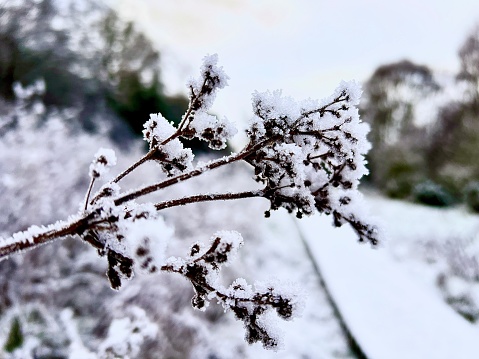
<box><xmin>297</xmin><ymin>214</ymin><xmax>479</xmax><ymax>359</ymax></box>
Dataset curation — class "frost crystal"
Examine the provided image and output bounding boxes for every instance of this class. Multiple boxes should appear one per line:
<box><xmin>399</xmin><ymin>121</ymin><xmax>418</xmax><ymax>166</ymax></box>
<box><xmin>99</xmin><ymin>306</ymin><xmax>158</xmax><ymax>358</ymax></box>
<box><xmin>122</xmin><ymin>216</ymin><xmax>173</xmax><ymax>274</ymax></box>
<box><xmin>154</xmin><ymin>139</ymin><xmax>194</xmax><ymax>177</ymax></box>
<box><xmin>142</xmin><ymin>113</ymin><xmax>175</xmax><ymax>147</ymax></box>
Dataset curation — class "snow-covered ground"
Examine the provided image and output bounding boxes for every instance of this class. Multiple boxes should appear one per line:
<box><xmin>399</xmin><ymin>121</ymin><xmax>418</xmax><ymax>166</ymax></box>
<box><xmin>297</xmin><ymin>193</ymin><xmax>479</xmax><ymax>359</ymax></box>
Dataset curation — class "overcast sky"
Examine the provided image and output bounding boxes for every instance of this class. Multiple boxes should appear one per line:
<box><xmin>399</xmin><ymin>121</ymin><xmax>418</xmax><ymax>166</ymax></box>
<box><xmin>114</xmin><ymin>0</ymin><xmax>479</xmax><ymax>142</ymax></box>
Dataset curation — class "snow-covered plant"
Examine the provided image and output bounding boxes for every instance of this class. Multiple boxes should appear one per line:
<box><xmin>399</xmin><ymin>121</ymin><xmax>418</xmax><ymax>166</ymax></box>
<box><xmin>0</xmin><ymin>55</ymin><xmax>379</xmax><ymax>350</ymax></box>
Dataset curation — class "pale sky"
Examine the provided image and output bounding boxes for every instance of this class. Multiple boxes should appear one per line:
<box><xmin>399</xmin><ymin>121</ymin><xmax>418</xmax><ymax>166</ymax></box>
<box><xmin>113</xmin><ymin>0</ymin><xmax>479</xmax><ymax>143</ymax></box>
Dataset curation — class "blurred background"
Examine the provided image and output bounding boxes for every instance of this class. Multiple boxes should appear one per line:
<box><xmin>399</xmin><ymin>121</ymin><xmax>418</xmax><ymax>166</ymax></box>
<box><xmin>1</xmin><ymin>0</ymin><xmax>479</xmax><ymax>357</ymax></box>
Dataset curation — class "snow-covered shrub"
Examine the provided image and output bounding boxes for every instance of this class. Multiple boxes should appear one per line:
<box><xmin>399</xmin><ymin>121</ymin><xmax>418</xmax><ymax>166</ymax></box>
<box><xmin>0</xmin><ymin>55</ymin><xmax>380</xmax><ymax>352</ymax></box>
<box><xmin>464</xmin><ymin>181</ymin><xmax>479</xmax><ymax>213</ymax></box>
<box><xmin>434</xmin><ymin>237</ymin><xmax>479</xmax><ymax>322</ymax></box>
<box><xmin>412</xmin><ymin>180</ymin><xmax>454</xmax><ymax>207</ymax></box>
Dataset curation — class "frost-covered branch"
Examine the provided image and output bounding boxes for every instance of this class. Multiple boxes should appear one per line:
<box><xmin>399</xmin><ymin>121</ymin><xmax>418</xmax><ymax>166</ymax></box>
<box><xmin>111</xmin><ymin>150</ymin><xmax>246</xmax><ymax>206</ymax></box>
<box><xmin>0</xmin><ymin>215</ymin><xmax>92</xmax><ymax>259</ymax></box>
<box><xmin>162</xmin><ymin>231</ymin><xmax>302</xmax><ymax>350</ymax></box>
<box><xmin>0</xmin><ymin>54</ymin><xmax>380</xmax><ymax>350</ymax></box>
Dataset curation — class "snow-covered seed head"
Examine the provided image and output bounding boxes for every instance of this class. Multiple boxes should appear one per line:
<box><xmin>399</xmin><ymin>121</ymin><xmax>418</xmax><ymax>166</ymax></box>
<box><xmin>188</xmin><ymin>112</ymin><xmax>237</xmax><ymax>150</ymax></box>
<box><xmin>143</xmin><ymin>113</ymin><xmax>176</xmax><ymax>148</ymax></box>
<box><xmin>187</xmin><ymin>54</ymin><xmax>229</xmax><ymax>112</ymax></box>
<box><xmin>89</xmin><ymin>148</ymin><xmax>117</xmax><ymax>179</ymax></box>
<box><xmin>245</xmin><ymin>81</ymin><xmax>379</xmax><ymax>245</ymax></box>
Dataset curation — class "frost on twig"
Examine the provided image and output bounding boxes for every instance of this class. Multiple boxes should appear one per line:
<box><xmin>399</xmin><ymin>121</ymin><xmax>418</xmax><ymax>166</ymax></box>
<box><xmin>143</xmin><ymin>113</ymin><xmax>194</xmax><ymax>176</ymax></box>
<box><xmin>180</xmin><ymin>54</ymin><xmax>237</xmax><ymax>150</ymax></box>
<box><xmin>0</xmin><ymin>54</ymin><xmax>381</xmax><ymax>350</ymax></box>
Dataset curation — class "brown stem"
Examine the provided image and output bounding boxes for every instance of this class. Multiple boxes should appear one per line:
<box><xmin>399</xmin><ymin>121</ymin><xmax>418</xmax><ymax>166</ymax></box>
<box><xmin>112</xmin><ymin>148</ymin><xmax>156</xmax><ymax>184</ymax></box>
<box><xmin>0</xmin><ymin>136</ymin><xmax>275</xmax><ymax>260</ymax></box>
<box><xmin>84</xmin><ymin>177</ymin><xmax>96</xmax><ymax>211</ymax></box>
<box><xmin>154</xmin><ymin>190</ymin><xmax>263</xmax><ymax>211</ymax></box>
<box><xmin>108</xmin><ymin>75</ymin><xmax>212</xmax><ymax>187</ymax></box>
<box><xmin>162</xmin><ymin>263</ymin><xmax>229</xmax><ymax>300</ymax></box>
<box><xmin>114</xmin><ymin>138</ymin><xmax>274</xmax><ymax>206</ymax></box>
<box><xmin>89</xmin><ymin>149</ymin><xmax>157</xmax><ymax>206</ymax></box>
<box><xmin>114</xmin><ymin>153</ymin><xmax>243</xmax><ymax>206</ymax></box>
<box><xmin>158</xmin><ymin>76</ymin><xmax>210</xmax><ymax>147</ymax></box>
<box><xmin>294</xmin><ymin>93</ymin><xmax>348</xmax><ymax>128</ymax></box>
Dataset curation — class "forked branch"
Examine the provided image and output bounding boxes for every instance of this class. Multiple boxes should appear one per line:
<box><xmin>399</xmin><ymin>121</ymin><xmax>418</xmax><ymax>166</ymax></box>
<box><xmin>0</xmin><ymin>55</ymin><xmax>380</xmax><ymax>350</ymax></box>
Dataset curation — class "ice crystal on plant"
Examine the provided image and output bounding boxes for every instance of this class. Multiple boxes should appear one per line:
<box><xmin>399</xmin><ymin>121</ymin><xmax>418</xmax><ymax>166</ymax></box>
<box><xmin>142</xmin><ymin>113</ymin><xmax>194</xmax><ymax>176</ymax></box>
<box><xmin>142</xmin><ymin>113</ymin><xmax>175</xmax><ymax>147</ymax></box>
<box><xmin>122</xmin><ymin>216</ymin><xmax>173</xmax><ymax>274</ymax></box>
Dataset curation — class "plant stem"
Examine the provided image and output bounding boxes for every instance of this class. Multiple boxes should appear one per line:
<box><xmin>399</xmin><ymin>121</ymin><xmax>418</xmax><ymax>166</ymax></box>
<box><xmin>154</xmin><ymin>190</ymin><xmax>263</xmax><ymax>211</ymax></box>
<box><xmin>112</xmin><ymin>148</ymin><xmax>156</xmax><ymax>184</ymax></box>
<box><xmin>0</xmin><ymin>215</ymin><xmax>93</xmax><ymax>260</ymax></box>
<box><xmin>84</xmin><ymin>178</ymin><xmax>96</xmax><ymax>211</ymax></box>
<box><xmin>114</xmin><ymin>139</ymin><xmax>272</xmax><ymax>206</ymax></box>
<box><xmin>0</xmin><ymin>137</ymin><xmax>275</xmax><ymax>260</ymax></box>
<box><xmin>114</xmin><ymin>152</ymin><xmax>243</xmax><ymax>206</ymax></box>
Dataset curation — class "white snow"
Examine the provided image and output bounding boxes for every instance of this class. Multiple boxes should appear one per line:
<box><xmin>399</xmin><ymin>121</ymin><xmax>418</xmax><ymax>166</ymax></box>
<box><xmin>122</xmin><ymin>217</ymin><xmax>173</xmax><ymax>273</ymax></box>
<box><xmin>99</xmin><ymin>306</ymin><xmax>158</xmax><ymax>358</ymax></box>
<box><xmin>296</xmin><ymin>199</ymin><xmax>479</xmax><ymax>359</ymax></box>
<box><xmin>189</xmin><ymin>111</ymin><xmax>238</xmax><ymax>150</ymax></box>
<box><xmin>143</xmin><ymin>113</ymin><xmax>176</xmax><ymax>144</ymax></box>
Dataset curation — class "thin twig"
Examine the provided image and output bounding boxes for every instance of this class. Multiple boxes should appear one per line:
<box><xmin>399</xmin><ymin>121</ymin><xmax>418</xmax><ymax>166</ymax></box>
<box><xmin>154</xmin><ymin>190</ymin><xmax>263</xmax><ymax>211</ymax></box>
<box><xmin>112</xmin><ymin>148</ymin><xmax>156</xmax><ymax>184</ymax></box>
<box><xmin>158</xmin><ymin>76</ymin><xmax>210</xmax><ymax>146</ymax></box>
<box><xmin>84</xmin><ymin>178</ymin><xmax>95</xmax><ymax>211</ymax></box>
<box><xmin>114</xmin><ymin>138</ymin><xmax>276</xmax><ymax>206</ymax></box>
<box><xmin>114</xmin><ymin>152</ymin><xmax>245</xmax><ymax>206</ymax></box>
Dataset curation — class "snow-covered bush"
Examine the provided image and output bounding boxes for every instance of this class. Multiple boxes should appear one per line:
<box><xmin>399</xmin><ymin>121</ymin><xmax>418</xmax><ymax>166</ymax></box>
<box><xmin>464</xmin><ymin>181</ymin><xmax>479</xmax><ymax>213</ymax></box>
<box><xmin>412</xmin><ymin>180</ymin><xmax>454</xmax><ymax>207</ymax></box>
<box><xmin>0</xmin><ymin>55</ymin><xmax>379</xmax><ymax>353</ymax></box>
